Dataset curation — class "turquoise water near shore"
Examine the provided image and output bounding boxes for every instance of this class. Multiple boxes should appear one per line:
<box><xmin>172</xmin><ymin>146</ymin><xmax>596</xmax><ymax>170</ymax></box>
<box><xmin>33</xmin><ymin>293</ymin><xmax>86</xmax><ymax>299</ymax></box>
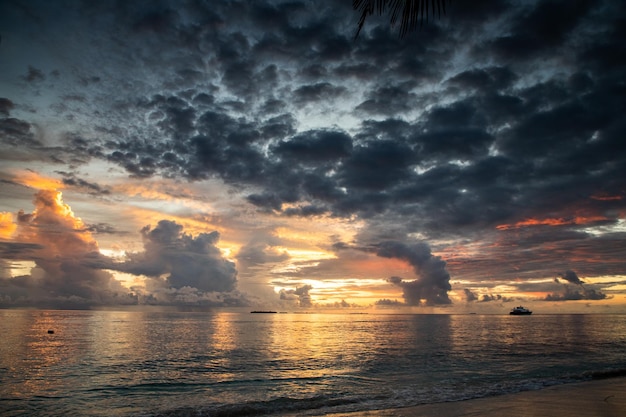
<box><xmin>1</xmin><ymin>310</ymin><xmax>625</xmax><ymax>416</ymax></box>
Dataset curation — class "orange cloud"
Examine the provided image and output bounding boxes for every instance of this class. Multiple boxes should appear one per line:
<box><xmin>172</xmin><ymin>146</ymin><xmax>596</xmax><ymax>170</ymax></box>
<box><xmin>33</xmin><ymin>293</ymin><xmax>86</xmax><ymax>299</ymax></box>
<box><xmin>112</xmin><ymin>181</ymin><xmax>193</xmax><ymax>201</ymax></box>
<box><xmin>16</xmin><ymin>189</ymin><xmax>99</xmax><ymax>258</ymax></box>
<box><xmin>0</xmin><ymin>188</ymin><xmax>131</xmax><ymax>307</ymax></box>
<box><xmin>0</xmin><ymin>212</ymin><xmax>17</xmax><ymax>239</ymax></box>
<box><xmin>590</xmin><ymin>194</ymin><xmax>623</xmax><ymax>201</ymax></box>
<box><xmin>13</xmin><ymin>170</ymin><xmax>64</xmax><ymax>190</ymax></box>
<box><xmin>496</xmin><ymin>215</ymin><xmax>609</xmax><ymax>230</ymax></box>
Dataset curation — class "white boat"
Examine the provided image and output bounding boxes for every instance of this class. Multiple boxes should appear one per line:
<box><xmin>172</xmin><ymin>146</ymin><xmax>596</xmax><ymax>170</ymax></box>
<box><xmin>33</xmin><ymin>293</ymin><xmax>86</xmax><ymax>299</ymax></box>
<box><xmin>509</xmin><ymin>306</ymin><xmax>532</xmax><ymax>315</ymax></box>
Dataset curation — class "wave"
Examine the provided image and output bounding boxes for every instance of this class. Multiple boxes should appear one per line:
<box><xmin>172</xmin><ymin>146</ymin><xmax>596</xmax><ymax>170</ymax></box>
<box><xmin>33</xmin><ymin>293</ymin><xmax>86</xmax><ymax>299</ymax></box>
<box><xmin>139</xmin><ymin>367</ymin><xmax>626</xmax><ymax>417</ymax></box>
<box><xmin>142</xmin><ymin>393</ymin><xmax>374</xmax><ymax>417</ymax></box>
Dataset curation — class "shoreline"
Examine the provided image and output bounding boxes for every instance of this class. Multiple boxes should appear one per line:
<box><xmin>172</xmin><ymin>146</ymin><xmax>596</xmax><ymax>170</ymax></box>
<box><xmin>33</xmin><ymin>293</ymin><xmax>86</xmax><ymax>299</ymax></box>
<box><xmin>322</xmin><ymin>377</ymin><xmax>626</xmax><ymax>417</ymax></box>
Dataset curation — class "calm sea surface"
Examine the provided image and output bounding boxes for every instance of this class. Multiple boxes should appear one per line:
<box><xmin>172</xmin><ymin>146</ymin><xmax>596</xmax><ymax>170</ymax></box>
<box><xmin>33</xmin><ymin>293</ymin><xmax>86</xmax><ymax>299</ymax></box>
<box><xmin>1</xmin><ymin>310</ymin><xmax>625</xmax><ymax>416</ymax></box>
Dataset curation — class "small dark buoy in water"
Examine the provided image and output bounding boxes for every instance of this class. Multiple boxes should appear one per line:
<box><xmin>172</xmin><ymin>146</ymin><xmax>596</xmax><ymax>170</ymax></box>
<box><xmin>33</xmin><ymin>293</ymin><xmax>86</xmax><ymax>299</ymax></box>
<box><xmin>47</xmin><ymin>329</ymin><xmax>54</xmax><ymax>334</ymax></box>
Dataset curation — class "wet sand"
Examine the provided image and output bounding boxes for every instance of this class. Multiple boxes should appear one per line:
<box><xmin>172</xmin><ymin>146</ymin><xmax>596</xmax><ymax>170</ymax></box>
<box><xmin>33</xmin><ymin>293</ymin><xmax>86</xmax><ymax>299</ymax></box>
<box><xmin>324</xmin><ymin>377</ymin><xmax>626</xmax><ymax>417</ymax></box>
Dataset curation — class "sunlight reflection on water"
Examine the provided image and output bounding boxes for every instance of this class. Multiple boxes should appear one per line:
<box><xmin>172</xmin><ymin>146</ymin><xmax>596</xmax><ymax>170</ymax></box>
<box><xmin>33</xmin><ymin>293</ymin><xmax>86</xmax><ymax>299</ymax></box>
<box><xmin>1</xmin><ymin>310</ymin><xmax>625</xmax><ymax>416</ymax></box>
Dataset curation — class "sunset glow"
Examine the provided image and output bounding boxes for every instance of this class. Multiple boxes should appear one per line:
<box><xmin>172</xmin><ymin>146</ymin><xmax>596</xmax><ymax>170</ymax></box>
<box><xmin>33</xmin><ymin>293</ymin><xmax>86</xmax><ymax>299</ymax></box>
<box><xmin>1</xmin><ymin>0</ymin><xmax>625</xmax><ymax>313</ymax></box>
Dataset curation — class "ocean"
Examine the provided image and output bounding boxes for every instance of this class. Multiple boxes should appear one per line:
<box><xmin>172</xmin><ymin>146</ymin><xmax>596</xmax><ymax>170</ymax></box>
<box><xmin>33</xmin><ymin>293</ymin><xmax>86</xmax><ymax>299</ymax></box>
<box><xmin>1</xmin><ymin>310</ymin><xmax>625</xmax><ymax>416</ymax></box>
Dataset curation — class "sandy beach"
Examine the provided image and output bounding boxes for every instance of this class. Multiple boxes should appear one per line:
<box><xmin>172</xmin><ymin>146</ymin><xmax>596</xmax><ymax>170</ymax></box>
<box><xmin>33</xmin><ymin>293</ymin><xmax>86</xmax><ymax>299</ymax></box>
<box><xmin>323</xmin><ymin>377</ymin><xmax>626</xmax><ymax>417</ymax></box>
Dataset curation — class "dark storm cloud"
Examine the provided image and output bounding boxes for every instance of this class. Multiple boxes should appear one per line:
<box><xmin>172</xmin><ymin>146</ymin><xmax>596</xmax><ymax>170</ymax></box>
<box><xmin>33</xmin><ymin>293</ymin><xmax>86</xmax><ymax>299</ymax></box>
<box><xmin>377</xmin><ymin>241</ymin><xmax>452</xmax><ymax>306</ymax></box>
<box><xmin>57</xmin><ymin>171</ymin><xmax>110</xmax><ymax>195</ymax></box>
<box><xmin>299</xmin><ymin>64</ymin><xmax>329</xmax><ymax>79</ymax></box>
<box><xmin>496</xmin><ymin>99</ymin><xmax>606</xmax><ymax>164</ymax></box>
<box><xmin>485</xmin><ymin>0</ymin><xmax>594</xmax><ymax>61</ymax></box>
<box><xmin>351</xmin><ymin>19</ymin><xmax>449</xmax><ymax>68</ymax></box>
<box><xmin>579</xmin><ymin>8</ymin><xmax>626</xmax><ymax>76</ymax></box>
<box><xmin>338</xmin><ymin>140</ymin><xmax>416</xmax><ymax>191</ymax></box>
<box><xmin>446</xmin><ymin>66</ymin><xmax>518</xmax><ymax>92</ymax></box>
<box><xmin>260</xmin><ymin>113</ymin><xmax>297</xmax><ymax>139</ymax></box>
<box><xmin>413</xmin><ymin>103</ymin><xmax>494</xmax><ymax>161</ymax></box>
<box><xmin>292</xmin><ymin>82</ymin><xmax>346</xmax><ymax>104</ymax></box>
<box><xmin>0</xmin><ymin>98</ymin><xmax>14</xmax><ymax>116</ymax></box>
<box><xmin>246</xmin><ymin>193</ymin><xmax>284</xmax><ymax>212</ymax></box>
<box><xmin>208</xmin><ymin>142</ymin><xmax>272</xmax><ymax>183</ymax></box>
<box><xmin>0</xmin><ymin>117</ymin><xmax>39</xmax><ymax>147</ymax></box>
<box><xmin>273</xmin><ymin>129</ymin><xmax>352</xmax><ymax>163</ymax></box>
<box><xmin>244</xmin><ymin>127</ymin><xmax>355</xmax><ymax>212</ymax></box>
<box><xmin>333</xmin><ymin>62</ymin><xmax>378</xmax><ymax>79</ymax></box>
<box><xmin>558</xmin><ymin>270</ymin><xmax>584</xmax><ymax>285</ymax></box>
<box><xmin>156</xmin><ymin>99</ymin><xmax>197</xmax><ymax>139</ymax></box>
<box><xmin>355</xmin><ymin>83</ymin><xmax>419</xmax><ymax>116</ymax></box>
<box><xmin>120</xmin><ymin>220</ymin><xmax>237</xmax><ymax>294</ymax></box>
<box><xmin>0</xmin><ymin>114</ymin><xmax>107</xmax><ymax>166</ymax></box>
<box><xmin>424</xmin><ymin>100</ymin><xmax>487</xmax><ymax>129</ymax></box>
<box><xmin>259</xmin><ymin>99</ymin><xmax>288</xmax><ymax>117</ymax></box>
<box><xmin>148</xmin><ymin>0</ymin><xmax>616</xmax><ymax>269</ymax></box>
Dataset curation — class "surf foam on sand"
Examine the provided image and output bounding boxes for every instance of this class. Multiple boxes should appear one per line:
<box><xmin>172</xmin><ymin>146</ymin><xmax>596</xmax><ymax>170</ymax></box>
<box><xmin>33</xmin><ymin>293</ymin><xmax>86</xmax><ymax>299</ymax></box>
<box><xmin>320</xmin><ymin>377</ymin><xmax>626</xmax><ymax>417</ymax></box>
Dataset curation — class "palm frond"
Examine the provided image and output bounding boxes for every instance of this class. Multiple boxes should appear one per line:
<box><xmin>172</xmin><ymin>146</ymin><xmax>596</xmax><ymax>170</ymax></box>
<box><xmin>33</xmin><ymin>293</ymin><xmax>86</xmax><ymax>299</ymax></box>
<box><xmin>353</xmin><ymin>0</ymin><xmax>450</xmax><ymax>39</ymax></box>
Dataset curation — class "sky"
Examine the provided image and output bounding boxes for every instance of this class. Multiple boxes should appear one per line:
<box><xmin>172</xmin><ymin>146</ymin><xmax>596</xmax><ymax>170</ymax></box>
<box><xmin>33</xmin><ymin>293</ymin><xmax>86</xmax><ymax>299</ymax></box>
<box><xmin>1</xmin><ymin>0</ymin><xmax>625</xmax><ymax>312</ymax></box>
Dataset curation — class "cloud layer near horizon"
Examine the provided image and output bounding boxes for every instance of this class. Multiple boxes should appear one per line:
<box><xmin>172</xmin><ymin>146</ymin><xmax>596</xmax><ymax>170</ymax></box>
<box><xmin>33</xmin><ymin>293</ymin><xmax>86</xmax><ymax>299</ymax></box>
<box><xmin>0</xmin><ymin>190</ymin><xmax>248</xmax><ymax>307</ymax></box>
<box><xmin>0</xmin><ymin>190</ymin><xmax>132</xmax><ymax>308</ymax></box>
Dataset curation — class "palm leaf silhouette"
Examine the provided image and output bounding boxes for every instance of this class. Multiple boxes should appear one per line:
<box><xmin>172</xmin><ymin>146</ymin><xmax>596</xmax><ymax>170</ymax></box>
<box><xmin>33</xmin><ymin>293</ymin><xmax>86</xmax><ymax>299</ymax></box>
<box><xmin>353</xmin><ymin>0</ymin><xmax>450</xmax><ymax>39</ymax></box>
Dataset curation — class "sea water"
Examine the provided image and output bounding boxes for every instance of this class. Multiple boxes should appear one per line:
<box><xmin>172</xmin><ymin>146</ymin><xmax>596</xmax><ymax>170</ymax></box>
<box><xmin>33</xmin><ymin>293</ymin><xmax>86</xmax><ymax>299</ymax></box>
<box><xmin>1</xmin><ymin>310</ymin><xmax>625</xmax><ymax>416</ymax></box>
